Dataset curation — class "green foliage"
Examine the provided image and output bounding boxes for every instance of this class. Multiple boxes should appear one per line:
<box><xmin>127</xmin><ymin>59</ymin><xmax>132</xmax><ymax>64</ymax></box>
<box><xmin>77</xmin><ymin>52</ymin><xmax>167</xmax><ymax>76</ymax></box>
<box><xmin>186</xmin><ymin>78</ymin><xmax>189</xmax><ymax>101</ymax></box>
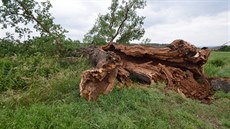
<box><xmin>204</xmin><ymin>51</ymin><xmax>230</xmax><ymax>77</ymax></box>
<box><xmin>219</xmin><ymin>45</ymin><xmax>230</xmax><ymax>51</ymax></box>
<box><xmin>0</xmin><ymin>54</ymin><xmax>60</xmax><ymax>91</ymax></box>
<box><xmin>0</xmin><ymin>39</ymin><xmax>18</xmax><ymax>57</ymax></box>
<box><xmin>0</xmin><ymin>0</ymin><xmax>67</xmax><ymax>40</ymax></box>
<box><xmin>210</xmin><ymin>59</ymin><xmax>225</xmax><ymax>67</ymax></box>
<box><xmin>0</xmin><ymin>47</ymin><xmax>229</xmax><ymax>128</ymax></box>
<box><xmin>0</xmin><ymin>37</ymin><xmax>54</xmax><ymax>56</ymax></box>
<box><xmin>83</xmin><ymin>0</ymin><xmax>146</xmax><ymax>45</ymax></box>
<box><xmin>0</xmin><ymin>59</ymin><xmax>27</xmax><ymax>91</ymax></box>
<box><xmin>0</xmin><ymin>85</ymin><xmax>229</xmax><ymax>129</ymax></box>
<box><xmin>59</xmin><ymin>39</ymin><xmax>84</xmax><ymax>57</ymax></box>
<box><xmin>0</xmin><ymin>37</ymin><xmax>83</xmax><ymax>57</ymax></box>
<box><xmin>0</xmin><ymin>55</ymin><xmax>90</xmax><ymax>105</ymax></box>
<box><xmin>23</xmin><ymin>36</ymin><xmax>56</xmax><ymax>56</ymax></box>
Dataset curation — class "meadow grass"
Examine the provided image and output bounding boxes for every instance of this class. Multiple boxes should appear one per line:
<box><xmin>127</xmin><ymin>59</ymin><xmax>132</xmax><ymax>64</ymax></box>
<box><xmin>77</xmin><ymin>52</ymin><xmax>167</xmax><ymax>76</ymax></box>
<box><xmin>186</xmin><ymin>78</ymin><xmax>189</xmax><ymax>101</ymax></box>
<box><xmin>0</xmin><ymin>51</ymin><xmax>229</xmax><ymax>129</ymax></box>
<box><xmin>204</xmin><ymin>51</ymin><xmax>230</xmax><ymax>77</ymax></box>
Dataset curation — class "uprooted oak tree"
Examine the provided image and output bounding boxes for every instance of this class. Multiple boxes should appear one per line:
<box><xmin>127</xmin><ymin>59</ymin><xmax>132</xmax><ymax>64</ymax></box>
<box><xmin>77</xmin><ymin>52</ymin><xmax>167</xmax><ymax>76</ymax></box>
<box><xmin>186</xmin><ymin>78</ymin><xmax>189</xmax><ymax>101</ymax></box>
<box><xmin>79</xmin><ymin>39</ymin><xmax>215</xmax><ymax>103</ymax></box>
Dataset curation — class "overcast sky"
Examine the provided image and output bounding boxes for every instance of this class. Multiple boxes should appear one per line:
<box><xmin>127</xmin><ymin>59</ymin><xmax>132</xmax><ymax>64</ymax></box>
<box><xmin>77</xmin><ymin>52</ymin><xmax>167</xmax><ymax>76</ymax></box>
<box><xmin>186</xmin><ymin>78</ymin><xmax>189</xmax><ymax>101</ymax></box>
<box><xmin>1</xmin><ymin>0</ymin><xmax>229</xmax><ymax>46</ymax></box>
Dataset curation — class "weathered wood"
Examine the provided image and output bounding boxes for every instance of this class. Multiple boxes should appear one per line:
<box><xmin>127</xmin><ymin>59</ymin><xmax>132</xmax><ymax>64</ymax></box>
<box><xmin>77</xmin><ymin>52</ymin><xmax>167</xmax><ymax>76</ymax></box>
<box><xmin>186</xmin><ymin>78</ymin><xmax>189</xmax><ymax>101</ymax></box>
<box><xmin>79</xmin><ymin>49</ymin><xmax>122</xmax><ymax>101</ymax></box>
<box><xmin>80</xmin><ymin>39</ymin><xmax>214</xmax><ymax>102</ymax></box>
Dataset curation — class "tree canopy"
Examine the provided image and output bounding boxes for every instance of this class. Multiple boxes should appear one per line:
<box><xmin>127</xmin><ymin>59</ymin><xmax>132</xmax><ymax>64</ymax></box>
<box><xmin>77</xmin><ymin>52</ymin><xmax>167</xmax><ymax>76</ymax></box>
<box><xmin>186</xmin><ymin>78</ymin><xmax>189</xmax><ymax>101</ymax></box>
<box><xmin>0</xmin><ymin>0</ymin><xmax>67</xmax><ymax>40</ymax></box>
<box><xmin>83</xmin><ymin>0</ymin><xmax>147</xmax><ymax>44</ymax></box>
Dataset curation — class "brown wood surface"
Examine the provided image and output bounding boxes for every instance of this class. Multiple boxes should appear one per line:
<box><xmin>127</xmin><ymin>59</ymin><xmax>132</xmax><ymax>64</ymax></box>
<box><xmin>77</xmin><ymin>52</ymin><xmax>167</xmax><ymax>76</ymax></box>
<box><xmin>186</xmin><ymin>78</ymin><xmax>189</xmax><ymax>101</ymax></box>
<box><xmin>80</xmin><ymin>39</ymin><xmax>215</xmax><ymax>103</ymax></box>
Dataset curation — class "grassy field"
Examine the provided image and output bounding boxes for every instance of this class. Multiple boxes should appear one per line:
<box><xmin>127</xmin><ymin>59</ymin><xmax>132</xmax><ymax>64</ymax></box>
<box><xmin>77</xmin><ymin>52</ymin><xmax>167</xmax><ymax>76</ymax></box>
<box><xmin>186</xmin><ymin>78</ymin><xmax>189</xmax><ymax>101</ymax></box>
<box><xmin>0</xmin><ymin>51</ymin><xmax>229</xmax><ymax>129</ymax></box>
<box><xmin>204</xmin><ymin>51</ymin><xmax>230</xmax><ymax>77</ymax></box>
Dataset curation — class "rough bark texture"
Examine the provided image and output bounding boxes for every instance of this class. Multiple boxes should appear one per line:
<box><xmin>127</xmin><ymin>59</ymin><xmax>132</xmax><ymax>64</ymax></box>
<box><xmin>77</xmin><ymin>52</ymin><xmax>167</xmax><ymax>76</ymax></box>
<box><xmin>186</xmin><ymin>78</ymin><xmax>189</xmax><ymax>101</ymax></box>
<box><xmin>80</xmin><ymin>50</ymin><xmax>122</xmax><ymax>101</ymax></box>
<box><xmin>80</xmin><ymin>39</ymin><xmax>215</xmax><ymax>103</ymax></box>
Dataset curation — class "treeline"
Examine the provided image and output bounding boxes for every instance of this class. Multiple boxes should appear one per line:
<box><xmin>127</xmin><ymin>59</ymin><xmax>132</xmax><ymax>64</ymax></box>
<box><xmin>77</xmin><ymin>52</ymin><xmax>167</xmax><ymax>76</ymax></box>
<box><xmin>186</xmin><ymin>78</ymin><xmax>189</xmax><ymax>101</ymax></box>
<box><xmin>0</xmin><ymin>38</ymin><xmax>84</xmax><ymax>57</ymax></box>
<box><xmin>218</xmin><ymin>45</ymin><xmax>230</xmax><ymax>51</ymax></box>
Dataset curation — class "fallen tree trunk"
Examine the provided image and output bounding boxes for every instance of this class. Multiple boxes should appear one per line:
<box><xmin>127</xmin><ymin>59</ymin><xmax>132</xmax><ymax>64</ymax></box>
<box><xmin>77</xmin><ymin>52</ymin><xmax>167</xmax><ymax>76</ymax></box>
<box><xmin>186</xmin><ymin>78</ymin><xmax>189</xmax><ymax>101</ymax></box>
<box><xmin>80</xmin><ymin>39</ymin><xmax>214</xmax><ymax>103</ymax></box>
<box><xmin>80</xmin><ymin>50</ymin><xmax>122</xmax><ymax>101</ymax></box>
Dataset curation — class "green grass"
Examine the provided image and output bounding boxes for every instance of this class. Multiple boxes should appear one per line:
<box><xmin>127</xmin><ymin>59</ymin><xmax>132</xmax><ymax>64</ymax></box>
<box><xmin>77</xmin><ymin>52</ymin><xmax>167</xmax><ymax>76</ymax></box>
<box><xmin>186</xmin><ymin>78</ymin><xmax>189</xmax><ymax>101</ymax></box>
<box><xmin>0</xmin><ymin>51</ymin><xmax>229</xmax><ymax>129</ymax></box>
<box><xmin>204</xmin><ymin>51</ymin><xmax>230</xmax><ymax>77</ymax></box>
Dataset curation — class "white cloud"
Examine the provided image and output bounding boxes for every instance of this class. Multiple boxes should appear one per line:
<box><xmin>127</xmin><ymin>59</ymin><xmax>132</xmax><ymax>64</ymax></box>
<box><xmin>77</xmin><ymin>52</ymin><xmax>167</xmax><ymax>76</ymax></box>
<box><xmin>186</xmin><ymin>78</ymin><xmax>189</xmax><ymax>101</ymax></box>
<box><xmin>49</xmin><ymin>0</ymin><xmax>110</xmax><ymax>40</ymax></box>
<box><xmin>143</xmin><ymin>11</ymin><xmax>229</xmax><ymax>46</ymax></box>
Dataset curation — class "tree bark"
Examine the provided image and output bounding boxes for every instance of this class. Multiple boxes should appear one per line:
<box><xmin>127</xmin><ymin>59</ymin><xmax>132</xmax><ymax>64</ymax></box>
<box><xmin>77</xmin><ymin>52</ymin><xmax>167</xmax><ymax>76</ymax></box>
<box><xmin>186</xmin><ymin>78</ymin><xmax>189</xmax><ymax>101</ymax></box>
<box><xmin>80</xmin><ymin>39</ymin><xmax>214</xmax><ymax>103</ymax></box>
<box><xmin>80</xmin><ymin>48</ymin><xmax>122</xmax><ymax>101</ymax></box>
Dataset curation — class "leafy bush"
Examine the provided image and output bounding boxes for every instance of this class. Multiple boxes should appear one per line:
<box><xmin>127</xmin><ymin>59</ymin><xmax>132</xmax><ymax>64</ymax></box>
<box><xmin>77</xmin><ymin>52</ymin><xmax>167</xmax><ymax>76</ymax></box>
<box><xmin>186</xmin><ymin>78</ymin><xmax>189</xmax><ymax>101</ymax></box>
<box><xmin>0</xmin><ymin>37</ymin><xmax>55</xmax><ymax>56</ymax></box>
<box><xmin>0</xmin><ymin>39</ymin><xmax>18</xmax><ymax>57</ymax></box>
<box><xmin>22</xmin><ymin>37</ymin><xmax>56</xmax><ymax>56</ymax></box>
<box><xmin>0</xmin><ymin>53</ymin><xmax>62</xmax><ymax>92</ymax></box>
<box><xmin>0</xmin><ymin>59</ymin><xmax>27</xmax><ymax>91</ymax></box>
<box><xmin>0</xmin><ymin>37</ymin><xmax>84</xmax><ymax>57</ymax></box>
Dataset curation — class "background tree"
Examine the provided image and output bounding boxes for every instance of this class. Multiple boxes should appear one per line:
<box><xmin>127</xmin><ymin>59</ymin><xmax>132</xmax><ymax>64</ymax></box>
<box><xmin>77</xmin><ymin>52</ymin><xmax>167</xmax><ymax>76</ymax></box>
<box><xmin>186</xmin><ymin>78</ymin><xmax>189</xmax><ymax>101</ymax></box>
<box><xmin>83</xmin><ymin>0</ymin><xmax>146</xmax><ymax>45</ymax></box>
<box><xmin>0</xmin><ymin>0</ymin><xmax>67</xmax><ymax>41</ymax></box>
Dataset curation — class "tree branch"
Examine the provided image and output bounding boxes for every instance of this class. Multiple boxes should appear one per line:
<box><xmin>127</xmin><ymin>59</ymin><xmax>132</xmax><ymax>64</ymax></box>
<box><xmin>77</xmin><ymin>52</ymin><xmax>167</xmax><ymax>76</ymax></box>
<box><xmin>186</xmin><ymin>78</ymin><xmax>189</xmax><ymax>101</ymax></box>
<box><xmin>15</xmin><ymin>0</ymin><xmax>52</xmax><ymax>36</ymax></box>
<box><xmin>110</xmin><ymin>3</ymin><xmax>130</xmax><ymax>42</ymax></box>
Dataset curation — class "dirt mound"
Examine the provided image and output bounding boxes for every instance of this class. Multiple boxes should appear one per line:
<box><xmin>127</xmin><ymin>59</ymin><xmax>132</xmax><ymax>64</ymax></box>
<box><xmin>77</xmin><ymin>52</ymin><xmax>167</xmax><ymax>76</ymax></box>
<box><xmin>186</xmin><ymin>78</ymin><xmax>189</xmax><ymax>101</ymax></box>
<box><xmin>80</xmin><ymin>39</ymin><xmax>214</xmax><ymax>103</ymax></box>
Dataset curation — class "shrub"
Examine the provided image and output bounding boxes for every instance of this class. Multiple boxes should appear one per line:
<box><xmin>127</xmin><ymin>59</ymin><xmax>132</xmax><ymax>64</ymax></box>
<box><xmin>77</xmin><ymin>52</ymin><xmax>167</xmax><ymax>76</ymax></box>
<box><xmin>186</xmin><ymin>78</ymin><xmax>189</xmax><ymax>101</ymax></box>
<box><xmin>0</xmin><ymin>59</ymin><xmax>27</xmax><ymax>91</ymax></box>
<box><xmin>0</xmin><ymin>39</ymin><xmax>18</xmax><ymax>57</ymax></box>
<box><xmin>0</xmin><ymin>37</ymin><xmax>84</xmax><ymax>57</ymax></box>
